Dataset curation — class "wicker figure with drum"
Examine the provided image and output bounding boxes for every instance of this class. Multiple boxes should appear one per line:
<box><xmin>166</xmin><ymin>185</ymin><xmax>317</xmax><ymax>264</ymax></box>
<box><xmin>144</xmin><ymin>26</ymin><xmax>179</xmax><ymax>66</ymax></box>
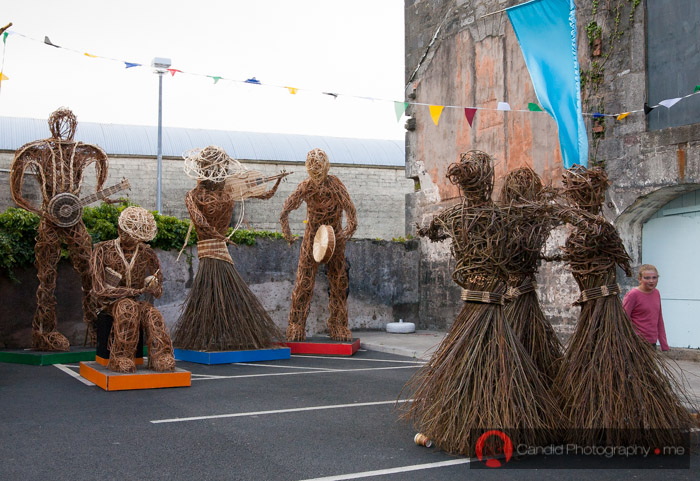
<box><xmin>171</xmin><ymin>146</ymin><xmax>285</xmax><ymax>351</ymax></box>
<box><xmin>10</xmin><ymin>107</ymin><xmax>118</xmax><ymax>351</ymax></box>
<box><xmin>90</xmin><ymin>207</ymin><xmax>175</xmax><ymax>373</ymax></box>
<box><xmin>279</xmin><ymin>148</ymin><xmax>357</xmax><ymax>342</ymax></box>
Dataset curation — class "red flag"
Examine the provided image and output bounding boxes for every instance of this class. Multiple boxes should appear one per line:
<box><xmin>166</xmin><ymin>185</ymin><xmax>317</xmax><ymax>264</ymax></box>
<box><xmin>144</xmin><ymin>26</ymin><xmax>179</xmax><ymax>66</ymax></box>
<box><xmin>167</xmin><ymin>68</ymin><xmax>182</xmax><ymax>77</ymax></box>
<box><xmin>464</xmin><ymin>108</ymin><xmax>477</xmax><ymax>127</ymax></box>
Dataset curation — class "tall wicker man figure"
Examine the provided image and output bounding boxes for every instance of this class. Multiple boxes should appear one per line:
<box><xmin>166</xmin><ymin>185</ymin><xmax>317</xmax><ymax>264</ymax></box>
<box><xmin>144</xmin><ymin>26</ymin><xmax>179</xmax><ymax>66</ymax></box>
<box><xmin>10</xmin><ymin>107</ymin><xmax>109</xmax><ymax>351</ymax></box>
<box><xmin>280</xmin><ymin>148</ymin><xmax>357</xmax><ymax>342</ymax></box>
<box><xmin>90</xmin><ymin>207</ymin><xmax>175</xmax><ymax>373</ymax></box>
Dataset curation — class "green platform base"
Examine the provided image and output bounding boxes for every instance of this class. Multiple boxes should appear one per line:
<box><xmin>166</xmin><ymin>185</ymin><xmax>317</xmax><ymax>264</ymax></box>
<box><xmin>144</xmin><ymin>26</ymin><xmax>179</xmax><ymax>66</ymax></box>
<box><xmin>0</xmin><ymin>348</ymin><xmax>96</xmax><ymax>366</ymax></box>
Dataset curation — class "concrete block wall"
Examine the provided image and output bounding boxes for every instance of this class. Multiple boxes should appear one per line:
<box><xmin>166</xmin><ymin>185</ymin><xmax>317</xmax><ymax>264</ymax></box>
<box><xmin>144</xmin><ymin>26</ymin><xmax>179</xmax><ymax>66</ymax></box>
<box><xmin>1</xmin><ymin>152</ymin><xmax>413</xmax><ymax>240</ymax></box>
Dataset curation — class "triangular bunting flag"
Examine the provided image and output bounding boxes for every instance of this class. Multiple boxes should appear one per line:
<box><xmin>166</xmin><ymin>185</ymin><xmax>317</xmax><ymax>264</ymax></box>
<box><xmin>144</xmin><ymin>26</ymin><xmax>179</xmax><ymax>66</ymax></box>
<box><xmin>659</xmin><ymin>97</ymin><xmax>682</xmax><ymax>109</ymax></box>
<box><xmin>167</xmin><ymin>68</ymin><xmax>181</xmax><ymax>77</ymax></box>
<box><xmin>2</xmin><ymin>32</ymin><xmax>7</xmax><ymax>44</ymax></box>
<box><xmin>44</xmin><ymin>36</ymin><xmax>60</xmax><ymax>48</ymax></box>
<box><xmin>0</xmin><ymin>72</ymin><xmax>8</xmax><ymax>81</ymax></box>
<box><xmin>695</xmin><ymin>85</ymin><xmax>700</xmax><ymax>93</ymax></box>
<box><xmin>616</xmin><ymin>112</ymin><xmax>630</xmax><ymax>121</ymax></box>
<box><xmin>464</xmin><ymin>108</ymin><xmax>477</xmax><ymax>127</ymax></box>
<box><xmin>497</xmin><ymin>102</ymin><xmax>511</xmax><ymax>111</ymax></box>
<box><xmin>245</xmin><ymin>77</ymin><xmax>261</xmax><ymax>85</ymax></box>
<box><xmin>644</xmin><ymin>103</ymin><xmax>655</xmax><ymax>115</ymax></box>
<box><xmin>528</xmin><ymin>102</ymin><xmax>543</xmax><ymax>111</ymax></box>
<box><xmin>210</xmin><ymin>76</ymin><xmax>222</xmax><ymax>84</ymax></box>
<box><xmin>84</xmin><ymin>53</ymin><xmax>97</xmax><ymax>58</ymax></box>
<box><xmin>323</xmin><ymin>92</ymin><xmax>339</xmax><ymax>98</ymax></box>
<box><xmin>592</xmin><ymin>113</ymin><xmax>604</xmax><ymax>118</ymax></box>
<box><xmin>394</xmin><ymin>101</ymin><xmax>408</xmax><ymax>122</ymax></box>
<box><xmin>286</xmin><ymin>87</ymin><xmax>298</xmax><ymax>94</ymax></box>
<box><xmin>124</xmin><ymin>62</ymin><xmax>141</xmax><ymax>68</ymax></box>
<box><xmin>429</xmin><ymin>105</ymin><xmax>444</xmax><ymax>125</ymax></box>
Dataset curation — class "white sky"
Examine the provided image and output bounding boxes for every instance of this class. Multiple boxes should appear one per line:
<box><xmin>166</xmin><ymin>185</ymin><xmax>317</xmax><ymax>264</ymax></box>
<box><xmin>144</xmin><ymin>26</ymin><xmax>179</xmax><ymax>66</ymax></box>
<box><xmin>0</xmin><ymin>0</ymin><xmax>407</xmax><ymax>140</ymax></box>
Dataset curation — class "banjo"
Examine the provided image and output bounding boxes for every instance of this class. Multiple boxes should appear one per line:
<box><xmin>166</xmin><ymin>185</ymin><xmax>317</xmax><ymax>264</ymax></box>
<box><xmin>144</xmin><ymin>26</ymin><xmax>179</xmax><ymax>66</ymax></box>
<box><xmin>226</xmin><ymin>170</ymin><xmax>291</xmax><ymax>201</ymax></box>
<box><xmin>46</xmin><ymin>178</ymin><xmax>131</xmax><ymax>227</ymax></box>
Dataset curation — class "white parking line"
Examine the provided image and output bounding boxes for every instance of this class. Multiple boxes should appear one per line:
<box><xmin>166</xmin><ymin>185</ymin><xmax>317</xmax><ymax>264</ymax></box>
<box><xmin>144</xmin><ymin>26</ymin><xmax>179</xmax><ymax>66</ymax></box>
<box><xmin>298</xmin><ymin>459</ymin><xmax>472</xmax><ymax>481</ymax></box>
<box><xmin>234</xmin><ymin>362</ymin><xmax>339</xmax><ymax>371</ymax></box>
<box><xmin>151</xmin><ymin>399</ymin><xmax>411</xmax><ymax>424</ymax></box>
<box><xmin>292</xmin><ymin>355</ymin><xmax>425</xmax><ymax>365</ymax></box>
<box><xmin>54</xmin><ymin>363</ymin><xmax>95</xmax><ymax>386</ymax></box>
<box><xmin>190</xmin><ymin>365</ymin><xmax>419</xmax><ymax>381</ymax></box>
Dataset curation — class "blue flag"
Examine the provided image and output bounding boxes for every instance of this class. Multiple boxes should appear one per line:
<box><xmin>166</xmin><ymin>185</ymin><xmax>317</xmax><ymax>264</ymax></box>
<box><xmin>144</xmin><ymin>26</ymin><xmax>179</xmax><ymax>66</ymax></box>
<box><xmin>507</xmin><ymin>0</ymin><xmax>588</xmax><ymax>168</ymax></box>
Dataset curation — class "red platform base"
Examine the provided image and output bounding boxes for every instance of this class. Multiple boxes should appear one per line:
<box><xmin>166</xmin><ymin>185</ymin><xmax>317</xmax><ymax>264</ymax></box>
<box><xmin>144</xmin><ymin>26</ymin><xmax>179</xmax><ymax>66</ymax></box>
<box><xmin>281</xmin><ymin>337</ymin><xmax>360</xmax><ymax>356</ymax></box>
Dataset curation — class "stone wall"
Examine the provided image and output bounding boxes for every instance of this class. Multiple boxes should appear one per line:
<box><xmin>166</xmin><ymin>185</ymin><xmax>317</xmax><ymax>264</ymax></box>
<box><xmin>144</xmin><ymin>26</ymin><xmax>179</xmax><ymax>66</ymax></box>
<box><xmin>405</xmin><ymin>0</ymin><xmax>700</xmax><ymax>330</ymax></box>
<box><xmin>0</xmin><ymin>238</ymin><xmax>420</xmax><ymax>349</ymax></box>
<box><xmin>0</xmin><ymin>152</ymin><xmax>413</xmax><ymax>240</ymax></box>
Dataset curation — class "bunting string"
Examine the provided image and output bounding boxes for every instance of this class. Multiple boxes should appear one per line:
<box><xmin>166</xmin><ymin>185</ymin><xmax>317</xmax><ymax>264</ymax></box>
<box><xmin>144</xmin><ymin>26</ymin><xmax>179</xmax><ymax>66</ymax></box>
<box><xmin>2</xmin><ymin>28</ymin><xmax>699</xmax><ymax>127</ymax></box>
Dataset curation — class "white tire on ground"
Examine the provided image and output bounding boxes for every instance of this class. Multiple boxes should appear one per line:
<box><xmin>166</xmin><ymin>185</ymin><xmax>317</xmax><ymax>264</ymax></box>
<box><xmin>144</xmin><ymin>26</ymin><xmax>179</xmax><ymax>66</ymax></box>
<box><xmin>386</xmin><ymin>320</ymin><xmax>416</xmax><ymax>334</ymax></box>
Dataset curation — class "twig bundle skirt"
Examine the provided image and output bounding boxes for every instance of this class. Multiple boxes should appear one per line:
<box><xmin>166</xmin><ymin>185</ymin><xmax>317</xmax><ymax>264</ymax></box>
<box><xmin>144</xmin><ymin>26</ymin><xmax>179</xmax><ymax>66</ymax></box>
<box><xmin>172</xmin><ymin>256</ymin><xmax>282</xmax><ymax>351</ymax></box>
<box><xmin>403</xmin><ymin>285</ymin><xmax>563</xmax><ymax>456</ymax></box>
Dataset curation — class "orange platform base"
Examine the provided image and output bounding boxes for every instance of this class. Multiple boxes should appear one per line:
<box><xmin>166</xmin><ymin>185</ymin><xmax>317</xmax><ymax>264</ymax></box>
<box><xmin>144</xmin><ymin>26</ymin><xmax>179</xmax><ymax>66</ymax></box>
<box><xmin>79</xmin><ymin>361</ymin><xmax>190</xmax><ymax>391</ymax></box>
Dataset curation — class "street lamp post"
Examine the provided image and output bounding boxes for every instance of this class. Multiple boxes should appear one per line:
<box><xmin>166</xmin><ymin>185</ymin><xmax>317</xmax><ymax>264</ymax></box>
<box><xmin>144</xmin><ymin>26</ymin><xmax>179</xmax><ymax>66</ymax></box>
<box><xmin>151</xmin><ymin>57</ymin><xmax>171</xmax><ymax>213</ymax></box>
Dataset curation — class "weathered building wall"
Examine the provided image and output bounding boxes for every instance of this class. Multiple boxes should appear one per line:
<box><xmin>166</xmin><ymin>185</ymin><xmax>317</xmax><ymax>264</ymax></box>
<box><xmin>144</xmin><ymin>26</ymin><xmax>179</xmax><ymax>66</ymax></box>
<box><xmin>0</xmin><ymin>238</ymin><xmax>420</xmax><ymax>349</ymax></box>
<box><xmin>0</xmin><ymin>152</ymin><xmax>413</xmax><ymax>240</ymax></box>
<box><xmin>405</xmin><ymin>0</ymin><xmax>699</xmax><ymax>331</ymax></box>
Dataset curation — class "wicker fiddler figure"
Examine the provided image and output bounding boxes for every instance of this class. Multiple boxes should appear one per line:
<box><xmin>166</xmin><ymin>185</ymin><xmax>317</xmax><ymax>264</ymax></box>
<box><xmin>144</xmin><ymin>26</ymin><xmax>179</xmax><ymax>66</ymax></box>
<box><xmin>404</xmin><ymin>151</ymin><xmax>562</xmax><ymax>457</ymax></box>
<box><xmin>10</xmin><ymin>107</ymin><xmax>109</xmax><ymax>351</ymax></box>
<box><xmin>498</xmin><ymin>167</ymin><xmax>562</xmax><ymax>385</ymax></box>
<box><xmin>171</xmin><ymin>146</ymin><xmax>284</xmax><ymax>351</ymax></box>
<box><xmin>279</xmin><ymin>148</ymin><xmax>357</xmax><ymax>342</ymax></box>
<box><xmin>553</xmin><ymin>165</ymin><xmax>695</xmax><ymax>447</ymax></box>
<box><xmin>90</xmin><ymin>207</ymin><xmax>175</xmax><ymax>373</ymax></box>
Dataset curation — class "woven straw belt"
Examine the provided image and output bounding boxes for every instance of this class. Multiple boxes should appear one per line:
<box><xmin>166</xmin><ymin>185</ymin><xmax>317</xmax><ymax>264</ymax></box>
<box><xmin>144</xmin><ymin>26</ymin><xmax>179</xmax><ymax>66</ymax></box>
<box><xmin>575</xmin><ymin>283</ymin><xmax>620</xmax><ymax>305</ymax></box>
<box><xmin>197</xmin><ymin>239</ymin><xmax>233</xmax><ymax>265</ymax></box>
<box><xmin>505</xmin><ymin>278</ymin><xmax>537</xmax><ymax>301</ymax></box>
<box><xmin>460</xmin><ymin>288</ymin><xmax>505</xmax><ymax>305</ymax></box>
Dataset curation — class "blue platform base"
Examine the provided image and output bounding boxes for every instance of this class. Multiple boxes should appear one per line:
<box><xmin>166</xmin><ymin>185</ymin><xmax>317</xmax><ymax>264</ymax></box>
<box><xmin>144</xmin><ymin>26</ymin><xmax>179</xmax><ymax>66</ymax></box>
<box><xmin>174</xmin><ymin>347</ymin><xmax>291</xmax><ymax>365</ymax></box>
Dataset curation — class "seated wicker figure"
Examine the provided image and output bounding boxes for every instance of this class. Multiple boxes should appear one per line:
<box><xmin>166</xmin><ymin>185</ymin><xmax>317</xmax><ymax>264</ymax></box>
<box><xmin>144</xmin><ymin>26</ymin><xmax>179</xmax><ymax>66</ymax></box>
<box><xmin>498</xmin><ymin>167</ymin><xmax>562</xmax><ymax>385</ymax></box>
<box><xmin>172</xmin><ymin>146</ymin><xmax>284</xmax><ymax>351</ymax></box>
<box><xmin>279</xmin><ymin>148</ymin><xmax>358</xmax><ymax>342</ymax></box>
<box><xmin>91</xmin><ymin>207</ymin><xmax>175</xmax><ymax>373</ymax></box>
<box><xmin>553</xmin><ymin>165</ymin><xmax>694</xmax><ymax>447</ymax></box>
<box><xmin>404</xmin><ymin>151</ymin><xmax>562</xmax><ymax>456</ymax></box>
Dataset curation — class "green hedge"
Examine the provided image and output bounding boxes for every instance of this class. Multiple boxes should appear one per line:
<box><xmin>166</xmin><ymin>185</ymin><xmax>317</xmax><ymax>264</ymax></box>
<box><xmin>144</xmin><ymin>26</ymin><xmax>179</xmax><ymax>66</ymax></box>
<box><xmin>0</xmin><ymin>202</ymin><xmax>285</xmax><ymax>281</ymax></box>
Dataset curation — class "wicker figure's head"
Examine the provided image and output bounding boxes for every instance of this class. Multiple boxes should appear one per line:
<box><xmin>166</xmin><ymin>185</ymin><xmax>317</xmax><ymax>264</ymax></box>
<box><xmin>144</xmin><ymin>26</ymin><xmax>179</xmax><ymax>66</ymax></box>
<box><xmin>306</xmin><ymin>148</ymin><xmax>330</xmax><ymax>184</ymax></box>
<box><xmin>447</xmin><ymin>150</ymin><xmax>494</xmax><ymax>204</ymax></box>
<box><xmin>499</xmin><ymin>167</ymin><xmax>543</xmax><ymax>204</ymax></box>
<box><xmin>48</xmin><ymin>107</ymin><xmax>77</xmax><ymax>141</ymax></box>
<box><xmin>118</xmin><ymin>206</ymin><xmax>157</xmax><ymax>242</ymax></box>
<box><xmin>562</xmin><ymin>165</ymin><xmax>608</xmax><ymax>214</ymax></box>
<box><xmin>183</xmin><ymin>145</ymin><xmax>244</xmax><ymax>183</ymax></box>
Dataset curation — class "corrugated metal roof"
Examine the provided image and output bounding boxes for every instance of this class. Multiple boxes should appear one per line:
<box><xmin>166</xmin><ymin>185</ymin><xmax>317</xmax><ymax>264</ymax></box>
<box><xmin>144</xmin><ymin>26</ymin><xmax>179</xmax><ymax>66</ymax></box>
<box><xmin>0</xmin><ymin>116</ymin><xmax>405</xmax><ymax>167</ymax></box>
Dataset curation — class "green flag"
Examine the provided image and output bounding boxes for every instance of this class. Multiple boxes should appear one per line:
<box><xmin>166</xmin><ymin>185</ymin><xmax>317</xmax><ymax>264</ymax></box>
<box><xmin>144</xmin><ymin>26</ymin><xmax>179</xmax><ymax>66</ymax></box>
<box><xmin>527</xmin><ymin>102</ymin><xmax>543</xmax><ymax>112</ymax></box>
<box><xmin>394</xmin><ymin>101</ymin><xmax>408</xmax><ymax>122</ymax></box>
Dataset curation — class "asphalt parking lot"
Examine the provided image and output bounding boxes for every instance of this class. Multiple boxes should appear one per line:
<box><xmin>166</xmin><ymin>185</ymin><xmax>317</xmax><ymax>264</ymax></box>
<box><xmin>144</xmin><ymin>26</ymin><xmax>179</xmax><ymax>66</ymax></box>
<box><xmin>1</xmin><ymin>349</ymin><xmax>698</xmax><ymax>480</ymax></box>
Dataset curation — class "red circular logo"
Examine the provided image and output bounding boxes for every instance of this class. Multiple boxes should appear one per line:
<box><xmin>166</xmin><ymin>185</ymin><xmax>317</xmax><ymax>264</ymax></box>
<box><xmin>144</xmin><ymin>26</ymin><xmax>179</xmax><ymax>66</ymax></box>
<box><xmin>475</xmin><ymin>430</ymin><xmax>513</xmax><ymax>468</ymax></box>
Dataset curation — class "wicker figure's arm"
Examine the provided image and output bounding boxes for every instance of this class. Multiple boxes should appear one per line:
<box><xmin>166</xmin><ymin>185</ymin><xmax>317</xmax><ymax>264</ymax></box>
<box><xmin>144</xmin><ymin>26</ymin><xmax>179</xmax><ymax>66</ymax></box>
<box><xmin>9</xmin><ymin>145</ymin><xmax>43</xmax><ymax>216</ymax></box>
<box><xmin>185</xmin><ymin>189</ymin><xmax>228</xmax><ymax>242</ymax></box>
<box><xmin>335</xmin><ymin>178</ymin><xmax>357</xmax><ymax>240</ymax></box>
<box><xmin>81</xmin><ymin>144</ymin><xmax>112</xmax><ymax>202</ymax></box>
<box><xmin>253</xmin><ymin>177</ymin><xmax>283</xmax><ymax>200</ymax></box>
<box><xmin>280</xmin><ymin>181</ymin><xmax>308</xmax><ymax>243</ymax></box>
<box><xmin>142</xmin><ymin>247</ymin><xmax>163</xmax><ymax>298</ymax></box>
<box><xmin>90</xmin><ymin>243</ymin><xmax>144</xmax><ymax>301</ymax></box>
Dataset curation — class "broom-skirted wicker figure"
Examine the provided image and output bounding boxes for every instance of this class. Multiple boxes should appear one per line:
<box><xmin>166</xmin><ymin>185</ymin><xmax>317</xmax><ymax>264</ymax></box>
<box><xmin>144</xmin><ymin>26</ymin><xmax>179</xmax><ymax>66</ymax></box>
<box><xmin>91</xmin><ymin>207</ymin><xmax>174</xmax><ymax>373</ymax></box>
<box><xmin>404</xmin><ymin>151</ymin><xmax>562</xmax><ymax>456</ymax></box>
<box><xmin>498</xmin><ymin>167</ymin><xmax>562</xmax><ymax>385</ymax></box>
<box><xmin>10</xmin><ymin>107</ymin><xmax>109</xmax><ymax>351</ymax></box>
<box><xmin>279</xmin><ymin>148</ymin><xmax>357</xmax><ymax>342</ymax></box>
<box><xmin>553</xmin><ymin>165</ymin><xmax>694</xmax><ymax>447</ymax></box>
<box><xmin>172</xmin><ymin>146</ymin><xmax>284</xmax><ymax>351</ymax></box>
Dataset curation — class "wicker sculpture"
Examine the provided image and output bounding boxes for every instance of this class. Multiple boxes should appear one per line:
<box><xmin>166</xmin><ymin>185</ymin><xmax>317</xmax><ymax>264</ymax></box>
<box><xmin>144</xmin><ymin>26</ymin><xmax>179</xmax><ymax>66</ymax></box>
<box><xmin>404</xmin><ymin>151</ymin><xmax>563</xmax><ymax>456</ymax></box>
<box><xmin>553</xmin><ymin>165</ymin><xmax>694</xmax><ymax>447</ymax></box>
<box><xmin>498</xmin><ymin>167</ymin><xmax>562</xmax><ymax>385</ymax></box>
<box><xmin>10</xmin><ymin>107</ymin><xmax>109</xmax><ymax>351</ymax></box>
<box><xmin>172</xmin><ymin>146</ymin><xmax>284</xmax><ymax>351</ymax></box>
<box><xmin>279</xmin><ymin>148</ymin><xmax>357</xmax><ymax>341</ymax></box>
<box><xmin>91</xmin><ymin>207</ymin><xmax>174</xmax><ymax>373</ymax></box>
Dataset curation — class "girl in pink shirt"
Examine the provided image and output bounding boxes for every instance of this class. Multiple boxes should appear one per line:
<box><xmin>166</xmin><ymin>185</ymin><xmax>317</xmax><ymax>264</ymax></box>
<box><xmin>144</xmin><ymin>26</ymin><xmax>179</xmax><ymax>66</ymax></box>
<box><xmin>623</xmin><ymin>264</ymin><xmax>669</xmax><ymax>351</ymax></box>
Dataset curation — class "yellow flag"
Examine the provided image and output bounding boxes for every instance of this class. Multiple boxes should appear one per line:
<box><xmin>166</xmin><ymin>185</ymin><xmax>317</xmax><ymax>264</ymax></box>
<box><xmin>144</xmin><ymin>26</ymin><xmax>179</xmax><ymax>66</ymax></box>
<box><xmin>429</xmin><ymin>105</ymin><xmax>444</xmax><ymax>125</ymax></box>
<box><xmin>84</xmin><ymin>52</ymin><xmax>97</xmax><ymax>58</ymax></box>
<box><xmin>616</xmin><ymin>112</ymin><xmax>630</xmax><ymax>121</ymax></box>
<box><xmin>0</xmin><ymin>72</ymin><xmax>8</xmax><ymax>82</ymax></box>
<box><xmin>286</xmin><ymin>87</ymin><xmax>298</xmax><ymax>94</ymax></box>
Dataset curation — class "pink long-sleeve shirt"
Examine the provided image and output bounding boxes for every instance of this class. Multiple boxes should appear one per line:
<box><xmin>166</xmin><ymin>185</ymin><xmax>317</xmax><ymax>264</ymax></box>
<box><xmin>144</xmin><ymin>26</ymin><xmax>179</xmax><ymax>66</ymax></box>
<box><xmin>622</xmin><ymin>287</ymin><xmax>669</xmax><ymax>351</ymax></box>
